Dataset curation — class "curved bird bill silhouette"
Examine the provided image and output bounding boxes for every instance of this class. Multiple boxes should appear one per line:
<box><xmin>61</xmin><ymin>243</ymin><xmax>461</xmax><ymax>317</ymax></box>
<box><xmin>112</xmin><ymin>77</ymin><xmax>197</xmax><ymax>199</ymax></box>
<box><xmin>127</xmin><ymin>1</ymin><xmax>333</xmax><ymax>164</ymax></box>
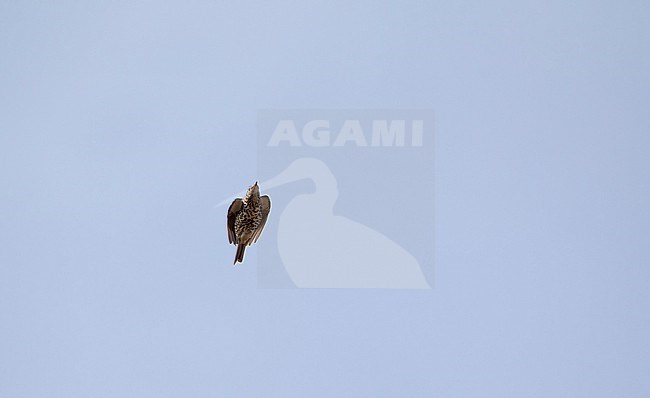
<box><xmin>227</xmin><ymin>182</ymin><xmax>270</xmax><ymax>265</ymax></box>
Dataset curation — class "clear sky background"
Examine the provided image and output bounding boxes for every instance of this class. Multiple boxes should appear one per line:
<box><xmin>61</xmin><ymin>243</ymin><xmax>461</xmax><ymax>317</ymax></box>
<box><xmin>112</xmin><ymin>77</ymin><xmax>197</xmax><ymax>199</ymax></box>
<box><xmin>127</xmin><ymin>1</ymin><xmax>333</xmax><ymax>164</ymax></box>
<box><xmin>1</xmin><ymin>1</ymin><xmax>649</xmax><ymax>397</ymax></box>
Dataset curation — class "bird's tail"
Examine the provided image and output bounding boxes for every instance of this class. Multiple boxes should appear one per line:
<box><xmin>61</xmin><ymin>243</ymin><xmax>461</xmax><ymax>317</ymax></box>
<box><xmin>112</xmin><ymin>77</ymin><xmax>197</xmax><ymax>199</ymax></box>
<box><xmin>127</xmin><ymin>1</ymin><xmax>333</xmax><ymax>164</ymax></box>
<box><xmin>234</xmin><ymin>244</ymin><xmax>246</xmax><ymax>265</ymax></box>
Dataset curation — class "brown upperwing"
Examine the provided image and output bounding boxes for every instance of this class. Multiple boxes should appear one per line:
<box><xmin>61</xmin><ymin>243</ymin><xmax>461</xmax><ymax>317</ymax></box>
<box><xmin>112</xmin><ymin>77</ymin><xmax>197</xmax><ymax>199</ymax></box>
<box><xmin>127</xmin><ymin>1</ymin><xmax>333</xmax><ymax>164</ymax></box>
<box><xmin>251</xmin><ymin>195</ymin><xmax>271</xmax><ymax>244</ymax></box>
<box><xmin>227</xmin><ymin>198</ymin><xmax>243</xmax><ymax>244</ymax></box>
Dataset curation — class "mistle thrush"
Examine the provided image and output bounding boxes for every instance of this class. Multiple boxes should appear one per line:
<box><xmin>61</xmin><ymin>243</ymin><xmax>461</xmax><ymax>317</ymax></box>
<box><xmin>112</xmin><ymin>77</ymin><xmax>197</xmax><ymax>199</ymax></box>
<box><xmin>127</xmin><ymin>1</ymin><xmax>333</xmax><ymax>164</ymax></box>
<box><xmin>227</xmin><ymin>182</ymin><xmax>271</xmax><ymax>265</ymax></box>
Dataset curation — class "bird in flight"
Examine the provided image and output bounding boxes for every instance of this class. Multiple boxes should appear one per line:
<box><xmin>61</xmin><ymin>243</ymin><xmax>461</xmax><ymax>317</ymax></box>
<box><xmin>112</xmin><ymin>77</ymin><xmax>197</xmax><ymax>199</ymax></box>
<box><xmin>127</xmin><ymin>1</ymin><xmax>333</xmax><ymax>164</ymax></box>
<box><xmin>227</xmin><ymin>182</ymin><xmax>271</xmax><ymax>265</ymax></box>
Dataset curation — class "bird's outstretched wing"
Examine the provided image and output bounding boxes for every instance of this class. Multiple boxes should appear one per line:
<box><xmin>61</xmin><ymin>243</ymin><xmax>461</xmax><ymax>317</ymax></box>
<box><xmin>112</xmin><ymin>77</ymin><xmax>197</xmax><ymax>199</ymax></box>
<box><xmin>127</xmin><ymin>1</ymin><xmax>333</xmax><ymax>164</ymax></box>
<box><xmin>227</xmin><ymin>198</ymin><xmax>243</xmax><ymax>244</ymax></box>
<box><xmin>251</xmin><ymin>195</ymin><xmax>271</xmax><ymax>244</ymax></box>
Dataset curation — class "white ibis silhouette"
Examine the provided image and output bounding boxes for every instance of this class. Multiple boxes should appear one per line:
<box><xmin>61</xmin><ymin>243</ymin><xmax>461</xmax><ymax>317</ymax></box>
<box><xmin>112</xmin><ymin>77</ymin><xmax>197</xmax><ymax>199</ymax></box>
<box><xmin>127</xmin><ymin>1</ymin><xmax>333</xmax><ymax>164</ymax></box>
<box><xmin>218</xmin><ymin>158</ymin><xmax>430</xmax><ymax>289</ymax></box>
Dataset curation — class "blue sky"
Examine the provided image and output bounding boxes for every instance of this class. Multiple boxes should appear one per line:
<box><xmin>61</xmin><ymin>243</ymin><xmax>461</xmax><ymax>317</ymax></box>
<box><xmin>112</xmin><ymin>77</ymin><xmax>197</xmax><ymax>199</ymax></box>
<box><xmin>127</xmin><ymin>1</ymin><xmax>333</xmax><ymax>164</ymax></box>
<box><xmin>1</xmin><ymin>1</ymin><xmax>649</xmax><ymax>397</ymax></box>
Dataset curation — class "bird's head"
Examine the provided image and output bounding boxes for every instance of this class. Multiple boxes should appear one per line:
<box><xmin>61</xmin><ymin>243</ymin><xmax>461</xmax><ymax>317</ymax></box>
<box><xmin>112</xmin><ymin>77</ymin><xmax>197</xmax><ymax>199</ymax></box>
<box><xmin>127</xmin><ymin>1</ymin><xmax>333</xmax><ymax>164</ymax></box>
<box><xmin>243</xmin><ymin>181</ymin><xmax>260</xmax><ymax>203</ymax></box>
